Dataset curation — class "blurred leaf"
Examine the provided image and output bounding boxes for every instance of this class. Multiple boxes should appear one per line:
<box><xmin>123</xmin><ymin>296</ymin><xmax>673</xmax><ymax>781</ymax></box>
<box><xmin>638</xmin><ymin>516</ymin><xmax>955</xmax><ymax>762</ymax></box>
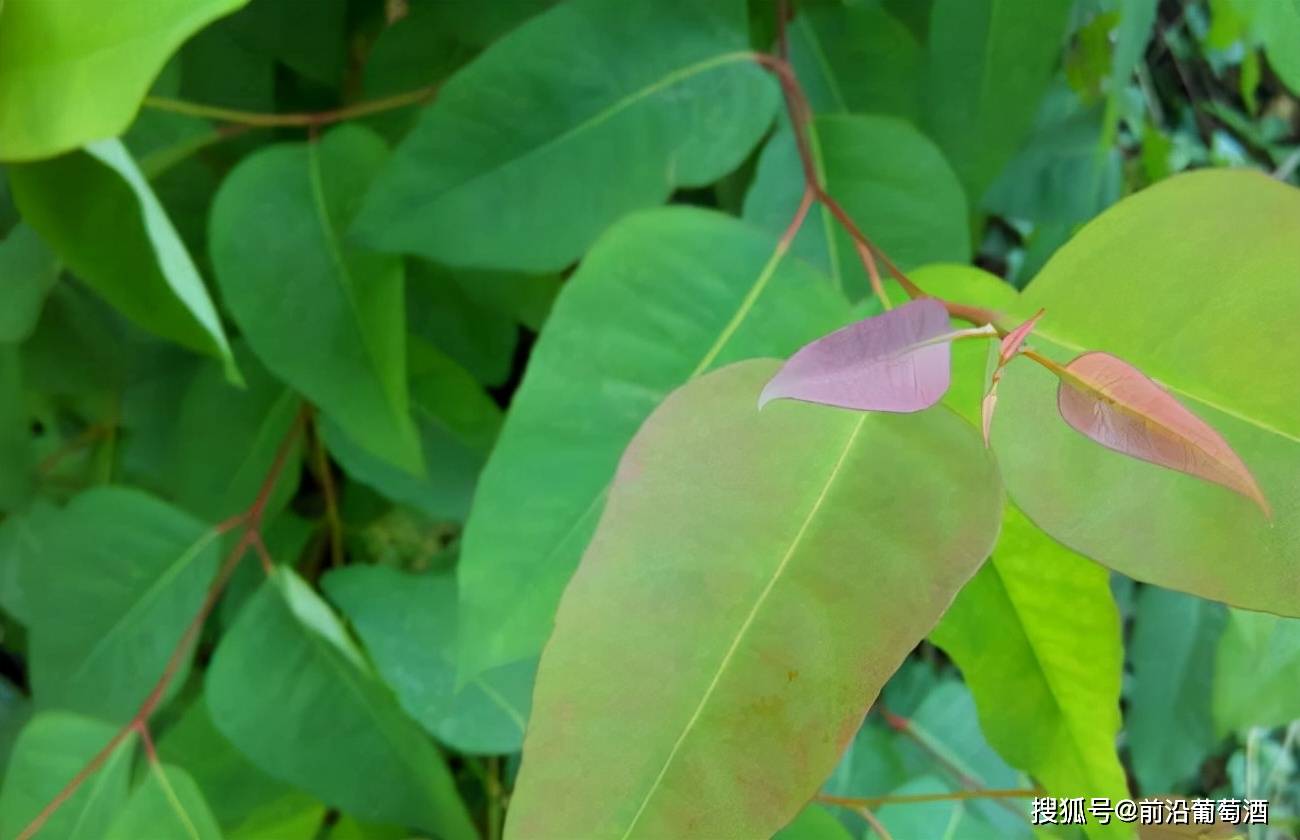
<box><xmin>0</xmin><ymin>225</ymin><xmax>58</xmax><ymax>343</ymax></box>
<box><xmin>21</xmin><ymin>488</ymin><xmax>221</xmax><ymax>723</ymax></box>
<box><xmin>210</xmin><ymin>125</ymin><xmax>421</xmax><ymax>473</ymax></box>
<box><xmin>1128</xmin><ymin>587</ymin><xmax>1226</xmax><ymax>794</ymax></box>
<box><xmin>1101</xmin><ymin>0</ymin><xmax>1158</xmax><ymax>146</ymax></box>
<box><xmin>759</xmin><ymin>299</ymin><xmax>955</xmax><ymax>412</ymax></box>
<box><xmin>1214</xmin><ymin>609</ymin><xmax>1300</xmax><ymax>734</ymax></box>
<box><xmin>924</xmin><ymin>0</ymin><xmax>1074</xmax><ymax>202</ymax></box>
<box><xmin>993</xmin><ymin>171</ymin><xmax>1300</xmax><ymax>616</ymax></box>
<box><xmin>158</xmin><ymin>695</ymin><xmax>324</xmax><ymax>835</ymax></box>
<box><xmin>406</xmin><ymin>261</ymin><xmax>518</xmax><ymax>387</ymax></box>
<box><xmin>775</xmin><ymin>804</ymin><xmax>853</xmax><ymax>840</ymax></box>
<box><xmin>104</xmin><ymin>764</ymin><xmax>222</xmax><ymax>840</ymax></box>
<box><xmin>0</xmin><ymin>349</ymin><xmax>33</xmax><ymax>513</ymax></box>
<box><xmin>507</xmin><ymin>360</ymin><xmax>1003</xmax><ymax>838</ymax></box>
<box><xmin>323</xmin><ymin>565</ymin><xmax>533</xmax><ymax>754</ymax></box>
<box><xmin>1235</xmin><ymin>0</ymin><xmax>1300</xmax><ymax>97</ymax></box>
<box><xmin>0</xmin><ymin>0</ymin><xmax>248</xmax><ymax>160</ymax></box>
<box><xmin>325</xmin><ymin>340</ymin><xmax>500</xmax><ymax>521</ymax></box>
<box><xmin>0</xmin><ymin>679</ymin><xmax>30</xmax><ymax>779</ymax></box>
<box><xmin>933</xmin><ymin>505</ymin><xmax>1131</xmax><ymax>840</ymax></box>
<box><xmin>786</xmin><ymin>3</ymin><xmax>923</xmax><ymax>120</ymax></box>
<box><xmin>456</xmin><ymin>207</ymin><xmax>850</xmax><ymax>677</ymax></box>
<box><xmin>0</xmin><ymin>712</ymin><xmax>134</xmax><ymax>840</ymax></box>
<box><xmin>745</xmin><ymin>115</ymin><xmax>970</xmax><ymax>298</ymax></box>
<box><xmin>206</xmin><ymin>569</ymin><xmax>475</xmax><ymax>839</ymax></box>
<box><xmin>163</xmin><ymin>345</ymin><xmax>302</xmax><ymax>522</ymax></box>
<box><xmin>8</xmin><ymin>141</ymin><xmax>237</xmax><ymax>377</ymax></box>
<box><xmin>220</xmin><ymin>0</ymin><xmax>348</xmax><ymax>86</ymax></box>
<box><xmin>419</xmin><ymin>0</ymin><xmax>558</xmax><ymax>47</ymax></box>
<box><xmin>352</xmin><ymin>0</ymin><xmax>779</xmax><ymax>271</ymax></box>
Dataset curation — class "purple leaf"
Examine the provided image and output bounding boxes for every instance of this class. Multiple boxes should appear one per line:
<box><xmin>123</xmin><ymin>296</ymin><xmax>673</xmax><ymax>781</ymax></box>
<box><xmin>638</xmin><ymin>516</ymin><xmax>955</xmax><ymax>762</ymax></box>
<box><xmin>1058</xmin><ymin>351</ymin><xmax>1271</xmax><ymax>517</ymax></box>
<box><xmin>759</xmin><ymin>298</ymin><xmax>953</xmax><ymax>413</ymax></box>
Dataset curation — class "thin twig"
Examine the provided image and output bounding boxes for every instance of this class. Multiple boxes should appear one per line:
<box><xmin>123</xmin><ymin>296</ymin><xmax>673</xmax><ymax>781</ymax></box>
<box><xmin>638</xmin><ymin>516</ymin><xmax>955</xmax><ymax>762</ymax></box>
<box><xmin>143</xmin><ymin>83</ymin><xmax>439</xmax><ymax>129</ymax></box>
<box><xmin>856</xmin><ymin>805</ymin><xmax>896</xmax><ymax>840</ymax></box>
<box><xmin>307</xmin><ymin>412</ymin><xmax>344</xmax><ymax>568</ymax></box>
<box><xmin>17</xmin><ymin>407</ymin><xmax>306</xmax><ymax>840</ymax></box>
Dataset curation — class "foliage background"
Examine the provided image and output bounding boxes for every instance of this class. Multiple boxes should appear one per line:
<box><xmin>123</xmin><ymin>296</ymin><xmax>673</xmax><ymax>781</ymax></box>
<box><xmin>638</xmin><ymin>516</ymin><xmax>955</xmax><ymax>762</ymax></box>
<box><xmin>0</xmin><ymin>0</ymin><xmax>1299</xmax><ymax>838</ymax></box>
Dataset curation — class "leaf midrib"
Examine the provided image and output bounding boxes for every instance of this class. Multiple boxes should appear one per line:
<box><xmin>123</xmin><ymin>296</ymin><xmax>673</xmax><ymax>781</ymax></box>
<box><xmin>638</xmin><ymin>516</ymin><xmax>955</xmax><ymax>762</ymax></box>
<box><xmin>617</xmin><ymin>413</ymin><xmax>868</xmax><ymax>838</ymax></box>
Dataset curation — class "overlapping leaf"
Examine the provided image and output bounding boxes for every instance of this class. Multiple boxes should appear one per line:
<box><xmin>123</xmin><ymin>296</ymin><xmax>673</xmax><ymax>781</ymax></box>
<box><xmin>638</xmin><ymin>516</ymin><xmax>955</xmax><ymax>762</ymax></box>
<box><xmin>991</xmin><ymin>170</ymin><xmax>1299</xmax><ymax>615</ymax></box>
<box><xmin>352</xmin><ymin>0</ymin><xmax>778</xmax><ymax>271</ymax></box>
<box><xmin>507</xmin><ymin>360</ymin><xmax>1002</xmax><ymax>838</ymax></box>
<box><xmin>455</xmin><ymin>207</ymin><xmax>850</xmax><ymax>678</ymax></box>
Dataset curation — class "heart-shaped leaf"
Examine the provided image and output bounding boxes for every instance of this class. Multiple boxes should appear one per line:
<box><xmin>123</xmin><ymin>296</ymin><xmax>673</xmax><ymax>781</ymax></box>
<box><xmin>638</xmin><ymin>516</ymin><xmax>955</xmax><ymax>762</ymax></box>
<box><xmin>759</xmin><ymin>298</ymin><xmax>955</xmax><ymax>412</ymax></box>
<box><xmin>1057</xmin><ymin>351</ymin><xmax>1269</xmax><ymax>516</ymax></box>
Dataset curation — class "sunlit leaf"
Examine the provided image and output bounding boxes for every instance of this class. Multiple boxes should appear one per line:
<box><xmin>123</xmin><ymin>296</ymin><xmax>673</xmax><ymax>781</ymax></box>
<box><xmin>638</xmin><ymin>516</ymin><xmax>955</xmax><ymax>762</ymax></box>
<box><xmin>507</xmin><ymin>360</ymin><xmax>1002</xmax><ymax>838</ymax></box>
<box><xmin>1056</xmin><ymin>351</ymin><xmax>1269</xmax><ymax>516</ymax></box>
<box><xmin>759</xmin><ymin>298</ymin><xmax>954</xmax><ymax>412</ymax></box>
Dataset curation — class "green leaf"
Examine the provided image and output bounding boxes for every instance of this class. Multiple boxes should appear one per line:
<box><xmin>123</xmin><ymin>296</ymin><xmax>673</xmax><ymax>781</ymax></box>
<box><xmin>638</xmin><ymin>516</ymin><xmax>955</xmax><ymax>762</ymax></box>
<box><xmin>104</xmin><ymin>764</ymin><xmax>222</xmax><ymax>840</ymax></box>
<box><xmin>324</xmin><ymin>340</ymin><xmax>501</xmax><ymax>522</ymax></box>
<box><xmin>923</xmin><ymin>0</ymin><xmax>1074</xmax><ymax>201</ymax></box>
<box><xmin>218</xmin><ymin>0</ymin><xmax>348</xmax><ymax>86</ymax></box>
<box><xmin>210</xmin><ymin>124</ymin><xmax>421</xmax><ymax>473</ymax></box>
<box><xmin>776</xmin><ymin>805</ymin><xmax>853</xmax><ymax>840</ymax></box>
<box><xmin>0</xmin><ymin>0</ymin><xmax>249</xmax><ymax>160</ymax></box>
<box><xmin>21</xmin><ymin>487</ymin><xmax>222</xmax><ymax>723</ymax></box>
<box><xmin>1235</xmin><ymin>0</ymin><xmax>1300</xmax><ymax>97</ymax></box>
<box><xmin>785</xmin><ymin>3</ymin><xmax>923</xmax><ymax>120</ymax></box>
<box><xmin>506</xmin><ymin>359</ymin><xmax>1003</xmax><ymax>838</ymax></box>
<box><xmin>992</xmin><ymin>170</ymin><xmax>1300</xmax><ymax>616</ymax></box>
<box><xmin>0</xmin><ymin>348</ymin><xmax>33</xmax><ymax>514</ymax></box>
<box><xmin>352</xmin><ymin>0</ymin><xmax>778</xmax><ymax>271</ymax></box>
<box><xmin>0</xmin><ymin>678</ymin><xmax>31</xmax><ymax>779</ymax></box>
<box><xmin>456</xmin><ymin>207</ymin><xmax>851</xmax><ymax>677</ymax></box>
<box><xmin>0</xmin><ymin>712</ymin><xmax>134</xmax><ymax>840</ymax></box>
<box><xmin>162</xmin><ymin>345</ymin><xmax>302</xmax><ymax>522</ymax></box>
<box><xmin>932</xmin><ymin>505</ymin><xmax>1131</xmax><ymax>840</ymax></box>
<box><xmin>0</xmin><ymin>224</ymin><xmax>59</xmax><ymax>343</ymax></box>
<box><xmin>1213</xmin><ymin>609</ymin><xmax>1300</xmax><ymax>734</ymax></box>
<box><xmin>1128</xmin><ymin>587</ymin><xmax>1226</xmax><ymax>794</ymax></box>
<box><xmin>407</xmin><ymin>261</ymin><xmax>519</xmax><ymax>388</ymax></box>
<box><xmin>8</xmin><ymin>141</ymin><xmax>237</xmax><ymax>376</ymax></box>
<box><xmin>322</xmin><ymin>565</ymin><xmax>533</xmax><ymax>754</ymax></box>
<box><xmin>744</xmin><ymin>115</ymin><xmax>970</xmax><ymax>298</ymax></box>
<box><xmin>158</xmin><ymin>696</ymin><xmax>324</xmax><ymax>835</ymax></box>
<box><xmin>205</xmin><ymin>569</ymin><xmax>475</xmax><ymax>839</ymax></box>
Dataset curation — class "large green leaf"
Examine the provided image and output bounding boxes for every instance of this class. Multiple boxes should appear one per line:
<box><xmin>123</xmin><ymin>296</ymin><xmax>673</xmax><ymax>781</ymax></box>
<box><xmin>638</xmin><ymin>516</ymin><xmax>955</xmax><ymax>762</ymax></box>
<box><xmin>323</xmin><ymin>565</ymin><xmax>533</xmax><ymax>754</ymax></box>
<box><xmin>992</xmin><ymin>170</ymin><xmax>1300</xmax><ymax>616</ymax></box>
<box><xmin>786</xmin><ymin>3</ymin><xmax>923</xmax><ymax>121</ymax></box>
<box><xmin>1128</xmin><ymin>587</ymin><xmax>1226</xmax><ymax>793</ymax></box>
<box><xmin>1213</xmin><ymin>609</ymin><xmax>1300</xmax><ymax>734</ymax></box>
<box><xmin>507</xmin><ymin>360</ymin><xmax>1003</xmax><ymax>838</ymax></box>
<box><xmin>324</xmin><ymin>340</ymin><xmax>501</xmax><ymax>522</ymax></box>
<box><xmin>0</xmin><ymin>348</ymin><xmax>33</xmax><ymax>513</ymax></box>
<box><xmin>923</xmin><ymin>0</ymin><xmax>1074</xmax><ymax>202</ymax></box>
<box><xmin>932</xmin><ymin>506</ymin><xmax>1130</xmax><ymax>840</ymax></box>
<box><xmin>352</xmin><ymin>0</ymin><xmax>778</xmax><ymax>271</ymax></box>
<box><xmin>406</xmin><ymin>261</ymin><xmax>518</xmax><ymax>388</ymax></box>
<box><xmin>8</xmin><ymin>141</ymin><xmax>236</xmax><ymax>376</ymax></box>
<box><xmin>744</xmin><ymin>115</ymin><xmax>970</xmax><ymax>299</ymax></box>
<box><xmin>104</xmin><ymin>764</ymin><xmax>222</xmax><ymax>840</ymax></box>
<box><xmin>210</xmin><ymin>125</ymin><xmax>421</xmax><ymax>473</ymax></box>
<box><xmin>20</xmin><ymin>487</ymin><xmax>222</xmax><ymax>723</ymax></box>
<box><xmin>205</xmin><ymin>569</ymin><xmax>475</xmax><ymax>839</ymax></box>
<box><xmin>0</xmin><ymin>0</ymin><xmax>248</xmax><ymax>160</ymax></box>
<box><xmin>158</xmin><ymin>696</ymin><xmax>324</xmax><ymax>836</ymax></box>
<box><xmin>0</xmin><ymin>224</ymin><xmax>58</xmax><ymax>343</ymax></box>
<box><xmin>456</xmin><ymin>207</ymin><xmax>850</xmax><ymax>677</ymax></box>
<box><xmin>0</xmin><ymin>712</ymin><xmax>134</xmax><ymax>840</ymax></box>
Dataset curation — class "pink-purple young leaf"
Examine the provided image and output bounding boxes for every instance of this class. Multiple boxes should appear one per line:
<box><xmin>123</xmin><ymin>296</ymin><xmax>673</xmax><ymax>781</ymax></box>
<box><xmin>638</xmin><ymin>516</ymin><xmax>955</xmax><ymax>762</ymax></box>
<box><xmin>982</xmin><ymin>309</ymin><xmax>1044</xmax><ymax>445</ymax></box>
<box><xmin>1057</xmin><ymin>351</ymin><xmax>1271</xmax><ymax>517</ymax></box>
<box><xmin>758</xmin><ymin>298</ymin><xmax>953</xmax><ymax>412</ymax></box>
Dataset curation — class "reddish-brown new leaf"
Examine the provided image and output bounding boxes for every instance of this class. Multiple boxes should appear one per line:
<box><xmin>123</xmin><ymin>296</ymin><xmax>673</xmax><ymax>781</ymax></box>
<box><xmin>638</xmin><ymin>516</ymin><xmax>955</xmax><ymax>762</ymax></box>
<box><xmin>1056</xmin><ymin>351</ymin><xmax>1270</xmax><ymax>516</ymax></box>
<box><xmin>981</xmin><ymin>309</ymin><xmax>1044</xmax><ymax>445</ymax></box>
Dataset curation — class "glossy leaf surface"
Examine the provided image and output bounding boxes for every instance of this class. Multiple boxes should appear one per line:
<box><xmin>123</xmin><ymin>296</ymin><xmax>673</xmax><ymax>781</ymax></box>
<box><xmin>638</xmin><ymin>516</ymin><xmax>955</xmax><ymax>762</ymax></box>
<box><xmin>210</xmin><ymin>125</ymin><xmax>420</xmax><ymax>472</ymax></box>
<box><xmin>206</xmin><ymin>569</ymin><xmax>475</xmax><ymax>839</ymax></box>
<box><xmin>993</xmin><ymin>170</ymin><xmax>1300</xmax><ymax>615</ymax></box>
<box><xmin>0</xmin><ymin>0</ymin><xmax>248</xmax><ymax>160</ymax></box>
<box><xmin>507</xmin><ymin>360</ymin><xmax>1002</xmax><ymax>838</ymax></box>
<box><xmin>353</xmin><ymin>0</ymin><xmax>777</xmax><ymax>271</ymax></box>
<box><xmin>759</xmin><ymin>298</ymin><xmax>953</xmax><ymax>413</ymax></box>
<box><xmin>9</xmin><ymin>141</ymin><xmax>236</xmax><ymax>375</ymax></box>
<box><xmin>456</xmin><ymin>208</ymin><xmax>850</xmax><ymax>677</ymax></box>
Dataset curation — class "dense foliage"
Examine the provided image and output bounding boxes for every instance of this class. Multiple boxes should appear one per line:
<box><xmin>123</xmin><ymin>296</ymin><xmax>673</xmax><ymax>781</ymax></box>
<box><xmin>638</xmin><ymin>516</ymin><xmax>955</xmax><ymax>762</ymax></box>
<box><xmin>1</xmin><ymin>1</ymin><xmax>1299</xmax><ymax>839</ymax></box>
